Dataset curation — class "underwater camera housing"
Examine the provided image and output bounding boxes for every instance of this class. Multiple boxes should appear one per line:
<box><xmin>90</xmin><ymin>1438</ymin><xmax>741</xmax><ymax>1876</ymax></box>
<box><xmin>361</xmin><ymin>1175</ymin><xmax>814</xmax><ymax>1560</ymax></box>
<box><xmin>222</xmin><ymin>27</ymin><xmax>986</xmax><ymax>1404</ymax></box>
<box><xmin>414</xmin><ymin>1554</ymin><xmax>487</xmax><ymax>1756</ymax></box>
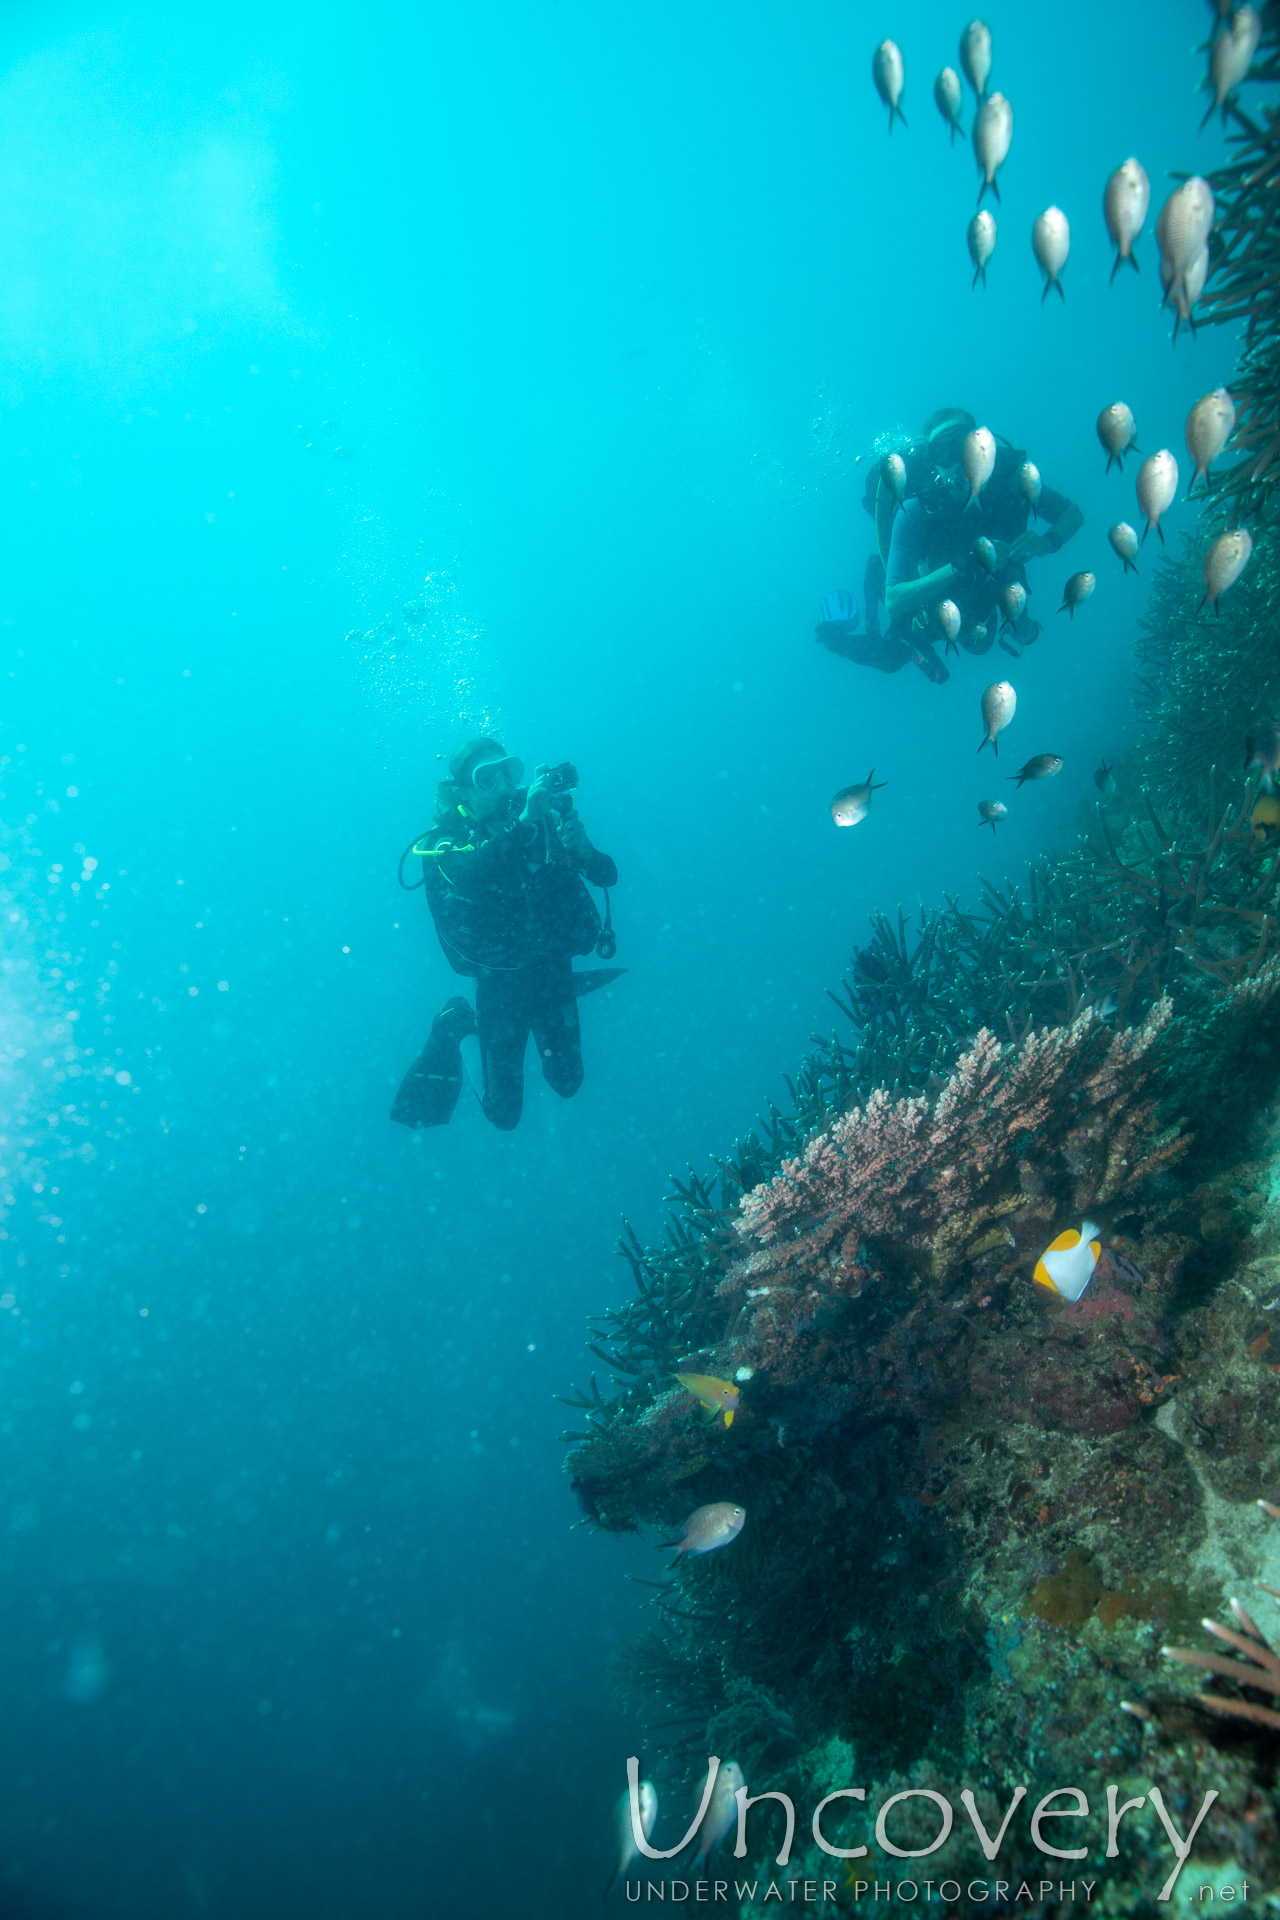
<box><xmin>534</xmin><ymin>762</ymin><xmax>617</xmax><ymax>958</ymax></box>
<box><xmin>537</xmin><ymin>760</ymin><xmax>579</xmax><ymax>796</ymax></box>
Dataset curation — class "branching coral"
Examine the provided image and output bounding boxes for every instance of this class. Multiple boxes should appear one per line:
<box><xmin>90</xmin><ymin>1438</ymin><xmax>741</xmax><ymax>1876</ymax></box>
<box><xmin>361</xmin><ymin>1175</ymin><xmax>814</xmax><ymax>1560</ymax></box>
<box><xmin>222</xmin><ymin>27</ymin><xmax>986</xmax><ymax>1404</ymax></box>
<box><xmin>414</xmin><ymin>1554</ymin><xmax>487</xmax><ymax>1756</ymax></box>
<box><xmin>1165</xmin><ymin>1601</ymin><xmax>1280</xmax><ymax>1733</ymax></box>
<box><xmin>1202</xmin><ymin>5</ymin><xmax>1280</xmax><ymax>522</ymax></box>
<box><xmin>1164</xmin><ymin>1502</ymin><xmax>1280</xmax><ymax>1733</ymax></box>
<box><xmin>746</xmin><ymin>741</ymin><xmax>1280</xmax><ymax>1165</ymax></box>
<box><xmin>1134</xmin><ymin>529</ymin><xmax>1280</xmax><ymax>802</ymax></box>
<box><xmin>733</xmin><ymin>1002</ymin><xmax>1182</xmax><ymax>1293</ymax></box>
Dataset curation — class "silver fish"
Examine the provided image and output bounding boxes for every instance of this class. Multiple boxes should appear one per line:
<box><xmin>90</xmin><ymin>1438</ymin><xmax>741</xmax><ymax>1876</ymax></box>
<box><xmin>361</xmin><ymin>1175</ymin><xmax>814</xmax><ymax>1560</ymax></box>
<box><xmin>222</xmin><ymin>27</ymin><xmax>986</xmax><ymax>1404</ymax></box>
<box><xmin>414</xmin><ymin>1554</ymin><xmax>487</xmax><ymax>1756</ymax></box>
<box><xmin>999</xmin><ymin>580</ymin><xmax>1026</xmax><ymax>630</ymax></box>
<box><xmin>1136</xmin><ymin>449</ymin><xmax>1179</xmax><ymax>543</ymax></box>
<box><xmin>1157</xmin><ymin>176</ymin><xmax>1215</xmax><ymax>278</ymax></box>
<box><xmin>1104</xmin><ymin>158</ymin><xmax>1150</xmax><ymax>281</ymax></box>
<box><xmin>1201</xmin><ymin>527</ymin><xmax>1253</xmax><ymax>613</ymax></box>
<box><xmin>1032</xmin><ymin>207</ymin><xmax>1070</xmax><ymax>302</ymax></box>
<box><xmin>670</xmin><ymin>1502</ymin><xmax>746</xmax><ymax>1557</ymax></box>
<box><xmin>1097</xmin><ymin>402</ymin><xmax>1138</xmax><ymax>473</ymax></box>
<box><xmin>968</xmin><ymin>210</ymin><xmax>996</xmax><ymax>288</ymax></box>
<box><xmin>1017</xmin><ymin>460</ymin><xmax>1042</xmax><ymax>517</ymax></box>
<box><xmin>881</xmin><ymin>451</ymin><xmax>907</xmax><ymax>504</ymax></box>
<box><xmin>1204</xmin><ymin>5</ymin><xmax>1261</xmax><ymax>127</ymax></box>
<box><xmin>935</xmin><ymin>67</ymin><xmax>966</xmax><ymax>144</ymax></box>
<box><xmin>691</xmin><ymin>1761</ymin><xmax>746</xmax><ymax>1878</ymax></box>
<box><xmin>973</xmin><ymin>92</ymin><xmax>1012</xmax><ymax>205</ymax></box>
<box><xmin>978</xmin><ymin>680</ymin><xmax>1016</xmax><ymax>756</ymax></box>
<box><xmin>872</xmin><ymin>40</ymin><xmax>907</xmax><ymax>131</ymax></box>
<box><xmin>608</xmin><ymin>1781</ymin><xmax>658</xmax><ymax>1893</ymax></box>
<box><xmin>1094</xmin><ymin>761</ymin><xmax>1117</xmax><ymax>796</ymax></box>
<box><xmin>1156</xmin><ymin>178</ymin><xmax>1215</xmax><ymax>337</ymax></box>
<box><xmin>1246</xmin><ymin>716</ymin><xmax>1280</xmax><ymax>793</ymax></box>
<box><xmin>830</xmin><ymin>771</ymin><xmax>887</xmax><ymax>827</ymax></box>
<box><xmin>962</xmin><ymin>426</ymin><xmax>996</xmax><ymax>510</ymax></box>
<box><xmin>936</xmin><ymin>600</ymin><xmax>962</xmax><ymax>653</ymax></box>
<box><xmin>1008</xmin><ymin>753</ymin><xmax>1063</xmax><ymax>789</ymax></box>
<box><xmin>978</xmin><ymin>799</ymin><xmax>1007</xmax><ymax>832</ymax></box>
<box><xmin>960</xmin><ymin>20</ymin><xmax>993</xmax><ymax>98</ymax></box>
<box><xmin>1108</xmin><ymin>522</ymin><xmax>1139</xmax><ymax>574</ymax></box>
<box><xmin>1059</xmin><ymin>571</ymin><xmax>1095</xmax><ymax>618</ymax></box>
<box><xmin>973</xmin><ymin>536</ymin><xmax>998</xmax><ymax>575</ymax></box>
<box><xmin>1167</xmin><ymin>242</ymin><xmax>1210</xmax><ymax>343</ymax></box>
<box><xmin>1186</xmin><ymin>387</ymin><xmax>1235</xmax><ymax>493</ymax></box>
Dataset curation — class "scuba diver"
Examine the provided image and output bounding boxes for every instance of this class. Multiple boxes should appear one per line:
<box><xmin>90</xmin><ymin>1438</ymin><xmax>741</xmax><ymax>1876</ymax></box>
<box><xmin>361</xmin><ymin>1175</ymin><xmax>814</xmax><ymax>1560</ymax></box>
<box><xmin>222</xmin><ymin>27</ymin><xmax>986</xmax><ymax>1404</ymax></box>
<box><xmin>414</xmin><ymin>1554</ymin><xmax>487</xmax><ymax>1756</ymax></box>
<box><xmin>816</xmin><ymin>406</ymin><xmax>1083</xmax><ymax>684</ymax></box>
<box><xmin>392</xmin><ymin>738</ymin><xmax>620</xmax><ymax>1132</ymax></box>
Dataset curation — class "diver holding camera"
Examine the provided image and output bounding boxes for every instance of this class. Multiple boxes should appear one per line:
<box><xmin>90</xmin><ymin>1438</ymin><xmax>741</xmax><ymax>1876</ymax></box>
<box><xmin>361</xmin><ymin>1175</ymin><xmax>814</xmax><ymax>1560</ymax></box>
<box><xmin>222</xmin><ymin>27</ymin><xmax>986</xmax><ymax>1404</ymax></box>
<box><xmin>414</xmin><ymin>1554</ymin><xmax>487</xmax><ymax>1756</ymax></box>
<box><xmin>391</xmin><ymin>738</ymin><xmax>620</xmax><ymax>1132</ymax></box>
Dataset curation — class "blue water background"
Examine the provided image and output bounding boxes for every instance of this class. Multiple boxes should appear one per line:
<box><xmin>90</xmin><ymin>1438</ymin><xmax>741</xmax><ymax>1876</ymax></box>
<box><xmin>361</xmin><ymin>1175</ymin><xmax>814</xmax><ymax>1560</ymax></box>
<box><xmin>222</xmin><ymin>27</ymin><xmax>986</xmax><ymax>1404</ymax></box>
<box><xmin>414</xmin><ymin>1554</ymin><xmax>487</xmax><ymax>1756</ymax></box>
<box><xmin>0</xmin><ymin>2</ymin><xmax>1239</xmax><ymax>1913</ymax></box>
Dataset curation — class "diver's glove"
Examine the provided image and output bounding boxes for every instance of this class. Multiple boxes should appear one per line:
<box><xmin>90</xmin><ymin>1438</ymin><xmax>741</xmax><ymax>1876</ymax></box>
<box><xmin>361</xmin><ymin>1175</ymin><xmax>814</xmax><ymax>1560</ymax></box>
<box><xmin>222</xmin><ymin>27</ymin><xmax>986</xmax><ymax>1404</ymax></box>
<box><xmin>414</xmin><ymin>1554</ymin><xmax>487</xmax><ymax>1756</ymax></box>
<box><xmin>558</xmin><ymin>813</ymin><xmax>594</xmax><ymax>862</ymax></box>
<box><xmin>953</xmin><ymin>548</ymin><xmax>989</xmax><ymax>591</ymax></box>
<box><xmin>520</xmin><ymin>776</ymin><xmax>556</xmax><ymax>826</ymax></box>
<box><xmin>1007</xmin><ymin>529</ymin><xmax>1053</xmax><ymax>565</ymax></box>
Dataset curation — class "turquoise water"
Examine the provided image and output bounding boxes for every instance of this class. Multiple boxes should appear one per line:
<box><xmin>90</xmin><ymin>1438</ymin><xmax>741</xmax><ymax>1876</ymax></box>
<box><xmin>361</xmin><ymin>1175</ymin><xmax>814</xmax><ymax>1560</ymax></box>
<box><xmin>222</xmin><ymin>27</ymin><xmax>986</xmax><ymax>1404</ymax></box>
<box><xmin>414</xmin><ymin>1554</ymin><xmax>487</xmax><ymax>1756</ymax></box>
<box><xmin>0</xmin><ymin>2</ymin><xmax>1243</xmax><ymax>1913</ymax></box>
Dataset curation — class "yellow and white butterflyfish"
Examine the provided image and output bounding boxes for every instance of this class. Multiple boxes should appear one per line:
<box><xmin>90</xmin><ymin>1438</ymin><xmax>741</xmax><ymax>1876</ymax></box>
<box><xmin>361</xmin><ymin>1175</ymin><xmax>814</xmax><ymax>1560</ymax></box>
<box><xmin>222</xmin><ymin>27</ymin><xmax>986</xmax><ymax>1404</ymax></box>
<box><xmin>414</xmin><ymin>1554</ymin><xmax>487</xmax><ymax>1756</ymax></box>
<box><xmin>1033</xmin><ymin>1220</ymin><xmax>1102</xmax><ymax>1302</ymax></box>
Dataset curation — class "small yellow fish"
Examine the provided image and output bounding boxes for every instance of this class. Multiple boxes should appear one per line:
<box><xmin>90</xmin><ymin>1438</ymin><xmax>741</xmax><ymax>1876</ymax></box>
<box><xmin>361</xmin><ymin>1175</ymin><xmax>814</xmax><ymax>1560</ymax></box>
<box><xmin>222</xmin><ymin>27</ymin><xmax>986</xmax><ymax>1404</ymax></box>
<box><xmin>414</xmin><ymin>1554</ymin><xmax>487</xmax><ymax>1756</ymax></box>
<box><xmin>1251</xmin><ymin>793</ymin><xmax>1280</xmax><ymax>840</ymax></box>
<box><xmin>673</xmin><ymin>1372</ymin><xmax>740</xmax><ymax>1428</ymax></box>
<box><xmin>1033</xmin><ymin>1221</ymin><xmax>1102</xmax><ymax>1303</ymax></box>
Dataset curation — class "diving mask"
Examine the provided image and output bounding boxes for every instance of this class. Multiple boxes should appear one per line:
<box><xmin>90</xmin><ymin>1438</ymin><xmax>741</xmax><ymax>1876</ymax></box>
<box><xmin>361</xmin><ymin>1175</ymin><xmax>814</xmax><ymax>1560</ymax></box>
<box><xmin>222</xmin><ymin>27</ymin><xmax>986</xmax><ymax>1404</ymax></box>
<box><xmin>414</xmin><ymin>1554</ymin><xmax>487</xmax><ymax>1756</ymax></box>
<box><xmin>930</xmin><ymin>462</ymin><xmax>968</xmax><ymax>503</ymax></box>
<box><xmin>470</xmin><ymin>754</ymin><xmax>525</xmax><ymax>795</ymax></box>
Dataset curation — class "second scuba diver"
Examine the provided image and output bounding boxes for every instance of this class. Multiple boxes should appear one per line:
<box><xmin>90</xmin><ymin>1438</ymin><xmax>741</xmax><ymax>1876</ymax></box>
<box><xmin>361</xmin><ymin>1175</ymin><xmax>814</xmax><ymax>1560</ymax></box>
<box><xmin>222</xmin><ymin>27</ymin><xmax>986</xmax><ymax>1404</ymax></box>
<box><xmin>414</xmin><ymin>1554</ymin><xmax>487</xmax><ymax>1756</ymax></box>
<box><xmin>391</xmin><ymin>739</ymin><xmax>619</xmax><ymax>1132</ymax></box>
<box><xmin>817</xmin><ymin>406</ymin><xmax>1083</xmax><ymax>684</ymax></box>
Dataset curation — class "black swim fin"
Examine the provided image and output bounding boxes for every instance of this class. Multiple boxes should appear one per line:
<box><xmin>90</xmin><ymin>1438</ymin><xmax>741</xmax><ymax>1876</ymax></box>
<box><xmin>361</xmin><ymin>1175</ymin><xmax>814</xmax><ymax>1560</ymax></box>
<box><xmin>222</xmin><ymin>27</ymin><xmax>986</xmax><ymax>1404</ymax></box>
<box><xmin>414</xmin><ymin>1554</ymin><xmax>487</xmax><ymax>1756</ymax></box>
<box><xmin>571</xmin><ymin>968</ymin><xmax>627</xmax><ymax>997</ymax></box>
<box><xmin>390</xmin><ymin>997</ymin><xmax>476</xmax><ymax>1128</ymax></box>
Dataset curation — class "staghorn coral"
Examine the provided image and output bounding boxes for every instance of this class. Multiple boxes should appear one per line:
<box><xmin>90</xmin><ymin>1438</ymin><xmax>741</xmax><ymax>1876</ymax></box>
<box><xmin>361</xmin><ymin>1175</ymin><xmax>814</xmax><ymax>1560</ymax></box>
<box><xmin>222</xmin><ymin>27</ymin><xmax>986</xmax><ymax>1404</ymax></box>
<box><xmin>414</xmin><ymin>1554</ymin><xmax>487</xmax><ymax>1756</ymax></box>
<box><xmin>1202</xmin><ymin>1</ymin><xmax>1280</xmax><ymax>523</ymax></box>
<box><xmin>1165</xmin><ymin>1599</ymin><xmax>1280</xmax><ymax>1733</ymax></box>
<box><xmin>749</xmin><ymin>726</ymin><xmax>1280</xmax><ymax>1169</ymax></box>
<box><xmin>1163</xmin><ymin>1499</ymin><xmax>1280</xmax><ymax>1733</ymax></box>
<box><xmin>1134</xmin><ymin>526</ymin><xmax>1280</xmax><ymax>805</ymax></box>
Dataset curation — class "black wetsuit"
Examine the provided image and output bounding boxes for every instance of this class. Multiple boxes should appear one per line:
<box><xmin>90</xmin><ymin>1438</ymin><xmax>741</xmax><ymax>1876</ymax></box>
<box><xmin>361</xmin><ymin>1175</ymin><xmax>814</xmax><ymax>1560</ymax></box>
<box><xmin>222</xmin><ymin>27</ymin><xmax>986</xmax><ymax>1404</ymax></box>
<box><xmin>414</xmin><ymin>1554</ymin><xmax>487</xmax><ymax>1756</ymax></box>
<box><xmin>392</xmin><ymin>804</ymin><xmax>617</xmax><ymax>1132</ymax></box>
<box><xmin>884</xmin><ymin>449</ymin><xmax>1070</xmax><ymax>657</ymax></box>
<box><xmin>818</xmin><ymin>445</ymin><xmax>1072</xmax><ymax>674</ymax></box>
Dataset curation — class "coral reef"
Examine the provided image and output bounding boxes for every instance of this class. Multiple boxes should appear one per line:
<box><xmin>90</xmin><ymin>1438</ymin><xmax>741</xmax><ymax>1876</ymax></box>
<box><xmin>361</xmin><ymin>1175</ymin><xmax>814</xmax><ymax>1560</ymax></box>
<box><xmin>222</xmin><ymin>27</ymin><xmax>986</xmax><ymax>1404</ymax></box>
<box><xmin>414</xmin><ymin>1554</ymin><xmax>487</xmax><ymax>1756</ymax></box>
<box><xmin>577</xmin><ymin>1000</ymin><xmax>1280</xmax><ymax>1906</ymax></box>
<box><xmin>569</xmin><ymin>42</ymin><xmax>1280</xmax><ymax>1911</ymax></box>
<box><xmin>563</xmin><ymin>604</ymin><xmax>1280</xmax><ymax>1906</ymax></box>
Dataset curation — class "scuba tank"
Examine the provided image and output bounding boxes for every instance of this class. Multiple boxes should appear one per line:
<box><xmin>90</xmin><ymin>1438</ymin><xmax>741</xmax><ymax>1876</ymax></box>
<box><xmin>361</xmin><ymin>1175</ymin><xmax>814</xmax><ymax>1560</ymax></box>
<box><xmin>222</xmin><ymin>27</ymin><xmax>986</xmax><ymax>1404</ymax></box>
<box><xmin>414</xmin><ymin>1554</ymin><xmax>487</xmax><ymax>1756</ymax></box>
<box><xmin>396</xmin><ymin>807</ymin><xmax>619</xmax><ymax>961</ymax></box>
